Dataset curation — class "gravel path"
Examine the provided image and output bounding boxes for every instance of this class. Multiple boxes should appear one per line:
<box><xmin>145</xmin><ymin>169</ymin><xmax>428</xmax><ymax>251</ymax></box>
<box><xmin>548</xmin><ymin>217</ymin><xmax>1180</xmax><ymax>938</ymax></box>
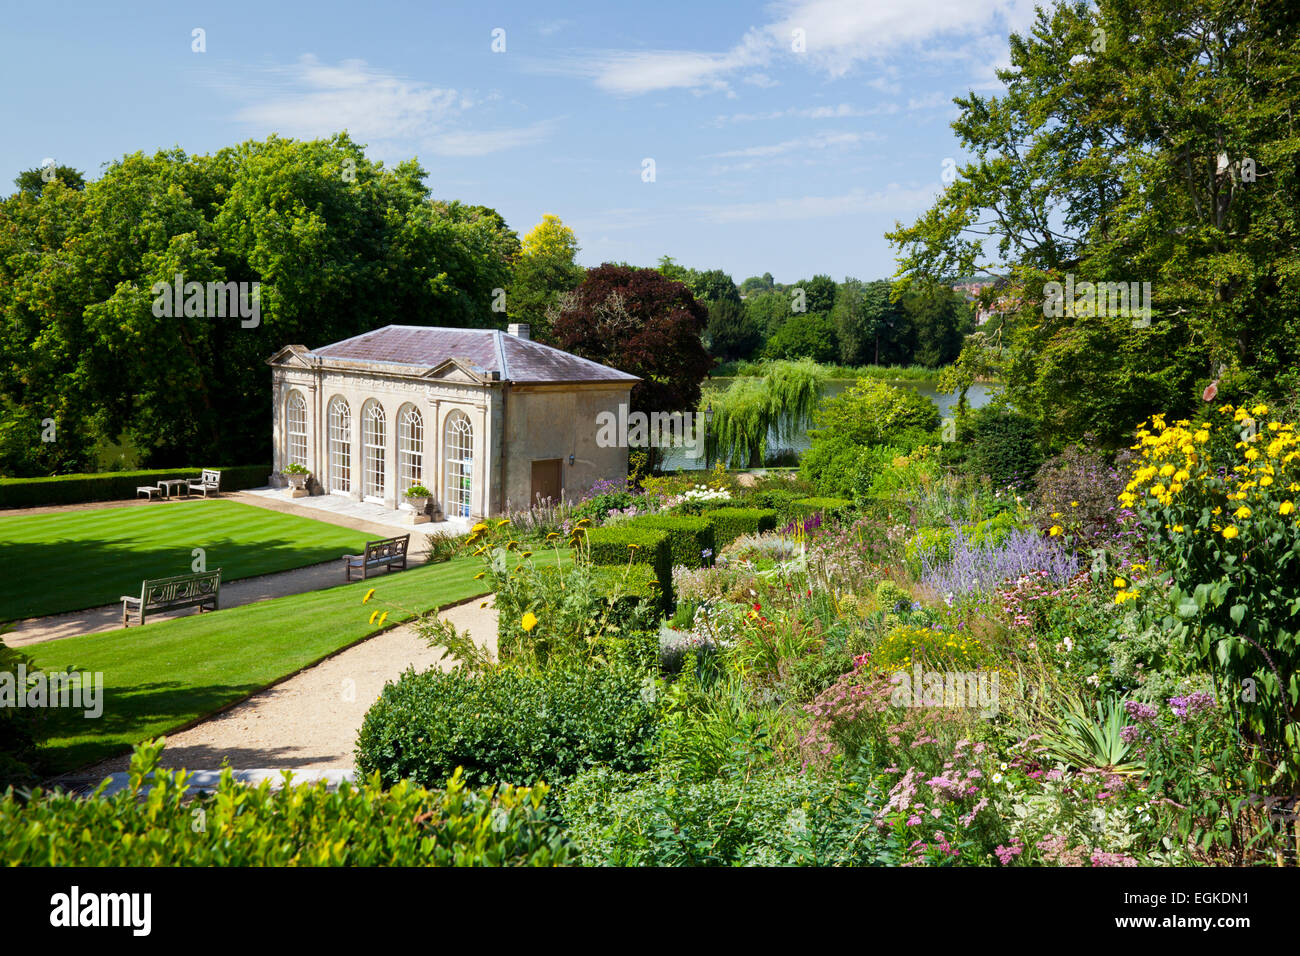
<box><xmin>71</xmin><ymin>597</ymin><xmax>498</xmax><ymax>777</ymax></box>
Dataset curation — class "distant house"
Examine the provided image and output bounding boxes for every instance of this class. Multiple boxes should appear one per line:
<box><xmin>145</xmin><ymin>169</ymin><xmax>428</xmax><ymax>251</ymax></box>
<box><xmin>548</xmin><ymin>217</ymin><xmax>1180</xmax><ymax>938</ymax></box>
<box><xmin>266</xmin><ymin>323</ymin><xmax>637</xmax><ymax>519</ymax></box>
<box><xmin>952</xmin><ymin>278</ymin><xmax>1016</xmax><ymax>326</ymax></box>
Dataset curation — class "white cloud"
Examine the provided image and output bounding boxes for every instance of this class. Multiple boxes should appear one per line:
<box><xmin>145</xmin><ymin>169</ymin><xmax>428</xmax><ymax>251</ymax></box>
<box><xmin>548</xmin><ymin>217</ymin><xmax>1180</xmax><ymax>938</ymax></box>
<box><xmin>713</xmin><ymin>102</ymin><xmax>887</xmax><ymax>125</ymax></box>
<box><xmin>225</xmin><ymin>55</ymin><xmax>553</xmax><ymax>158</ymax></box>
<box><xmin>709</xmin><ymin>129</ymin><xmax>877</xmax><ymax>159</ymax></box>
<box><xmin>426</xmin><ymin>120</ymin><xmax>558</xmax><ymax>157</ymax></box>
<box><xmin>538</xmin><ymin>0</ymin><xmax>1039</xmax><ymax>95</ymax></box>
<box><xmin>695</xmin><ymin>183</ymin><xmax>940</xmax><ymax>224</ymax></box>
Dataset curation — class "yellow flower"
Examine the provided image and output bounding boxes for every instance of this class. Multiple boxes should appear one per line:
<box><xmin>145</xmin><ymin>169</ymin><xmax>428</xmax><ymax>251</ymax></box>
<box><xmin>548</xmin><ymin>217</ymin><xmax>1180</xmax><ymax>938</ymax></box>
<box><xmin>471</xmin><ymin>522</ymin><xmax>489</xmax><ymax>533</ymax></box>
<box><xmin>368</xmin><ymin>610</ymin><xmax>379</xmax><ymax>625</ymax></box>
<box><xmin>1281</xmin><ymin>501</ymin><xmax>1296</xmax><ymax>516</ymax></box>
<box><xmin>1049</xmin><ymin>526</ymin><xmax>1063</xmax><ymax>537</ymax></box>
<box><xmin>362</xmin><ymin>588</ymin><xmax>376</xmax><ymax>605</ymax></box>
<box><xmin>1113</xmin><ymin>577</ymin><xmax>1127</xmax><ymax>589</ymax></box>
<box><xmin>1234</xmin><ymin>506</ymin><xmax>1251</xmax><ymax>520</ymax></box>
<box><xmin>1222</xmin><ymin>526</ymin><xmax>1239</xmax><ymax>539</ymax></box>
<box><xmin>474</xmin><ymin>571</ymin><xmax>485</xmax><ymax>580</ymax></box>
<box><xmin>521</xmin><ymin>612</ymin><xmax>538</xmax><ymax>632</ymax></box>
<box><xmin>1070</xmin><ymin>501</ymin><xmax>1079</xmax><ymax>508</ymax></box>
<box><xmin>1252</xmin><ymin>404</ymin><xmax>1269</xmax><ymax>416</ymax></box>
<box><xmin>496</xmin><ymin>518</ymin><xmax>511</xmax><ymax>527</ymax></box>
<box><xmin>1172</xmin><ymin>524</ymin><xmax>1184</xmax><ymax>533</ymax></box>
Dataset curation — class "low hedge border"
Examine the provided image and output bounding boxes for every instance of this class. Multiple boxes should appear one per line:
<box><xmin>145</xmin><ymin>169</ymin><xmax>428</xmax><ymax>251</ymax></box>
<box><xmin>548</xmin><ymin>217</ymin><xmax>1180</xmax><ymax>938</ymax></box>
<box><xmin>583</xmin><ymin>526</ymin><xmax>673</xmax><ymax>610</ymax></box>
<box><xmin>704</xmin><ymin>507</ymin><xmax>779</xmax><ymax>549</ymax></box>
<box><xmin>627</xmin><ymin>514</ymin><xmax>716</xmax><ymax>569</ymax></box>
<box><xmin>0</xmin><ymin>464</ymin><xmax>270</xmax><ymax>509</ymax></box>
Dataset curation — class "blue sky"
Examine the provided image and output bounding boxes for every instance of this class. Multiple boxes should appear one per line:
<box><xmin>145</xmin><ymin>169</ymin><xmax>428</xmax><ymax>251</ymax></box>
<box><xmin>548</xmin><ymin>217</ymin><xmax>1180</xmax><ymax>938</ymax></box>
<box><xmin>0</xmin><ymin>0</ymin><xmax>1041</xmax><ymax>283</ymax></box>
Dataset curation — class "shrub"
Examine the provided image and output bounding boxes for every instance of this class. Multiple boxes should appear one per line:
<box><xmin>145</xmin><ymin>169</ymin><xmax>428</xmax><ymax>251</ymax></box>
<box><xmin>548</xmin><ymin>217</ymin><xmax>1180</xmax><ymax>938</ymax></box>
<box><xmin>355</xmin><ymin>666</ymin><xmax>657</xmax><ymax>788</ymax></box>
<box><xmin>561</xmin><ymin>762</ymin><xmax>902</xmax><ymax>866</ymax></box>
<box><xmin>0</xmin><ymin>630</ymin><xmax>40</xmax><ymax>789</ymax></box>
<box><xmin>0</xmin><ymin>464</ymin><xmax>269</xmax><ymax>509</ymax></box>
<box><xmin>962</xmin><ymin>406</ymin><xmax>1042</xmax><ymax>489</ymax></box>
<box><xmin>801</xmin><ymin>379</ymin><xmax>940</xmax><ymax>495</ymax></box>
<box><xmin>920</xmin><ymin>526</ymin><xmax>1080</xmax><ymax>602</ymax></box>
<box><xmin>1</xmin><ymin>740</ymin><xmax>571</xmax><ymax>866</ymax></box>
<box><xmin>703</xmin><ymin>507</ymin><xmax>779</xmax><ymax>549</ymax></box>
<box><xmin>790</xmin><ymin>497</ymin><xmax>851</xmax><ymax>522</ymax></box>
<box><xmin>493</xmin><ymin>561</ymin><xmax>662</xmax><ymax>666</ymax></box>
<box><xmin>583</xmin><ymin>526</ymin><xmax>673</xmax><ymax>608</ymax></box>
<box><xmin>1031</xmin><ymin>443</ymin><xmax>1132</xmax><ymax>542</ymax></box>
<box><xmin>629</xmin><ymin>514</ymin><xmax>716</xmax><ymax>568</ymax></box>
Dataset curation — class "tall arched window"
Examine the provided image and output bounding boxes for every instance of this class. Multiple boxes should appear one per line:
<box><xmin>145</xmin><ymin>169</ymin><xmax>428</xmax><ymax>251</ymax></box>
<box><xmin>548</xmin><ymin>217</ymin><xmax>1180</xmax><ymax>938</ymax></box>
<box><xmin>328</xmin><ymin>397</ymin><xmax>351</xmax><ymax>494</ymax></box>
<box><xmin>397</xmin><ymin>404</ymin><xmax>423</xmax><ymax>497</ymax></box>
<box><xmin>362</xmin><ymin>399</ymin><xmax>386</xmax><ymax>502</ymax></box>
<box><xmin>444</xmin><ymin>411</ymin><xmax>473</xmax><ymax>518</ymax></box>
<box><xmin>285</xmin><ymin>390</ymin><xmax>308</xmax><ymax>469</ymax></box>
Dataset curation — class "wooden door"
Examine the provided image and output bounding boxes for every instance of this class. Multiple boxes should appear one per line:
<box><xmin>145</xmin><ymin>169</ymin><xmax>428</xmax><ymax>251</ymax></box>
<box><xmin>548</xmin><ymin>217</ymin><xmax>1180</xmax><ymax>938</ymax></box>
<box><xmin>530</xmin><ymin>459</ymin><xmax>563</xmax><ymax>504</ymax></box>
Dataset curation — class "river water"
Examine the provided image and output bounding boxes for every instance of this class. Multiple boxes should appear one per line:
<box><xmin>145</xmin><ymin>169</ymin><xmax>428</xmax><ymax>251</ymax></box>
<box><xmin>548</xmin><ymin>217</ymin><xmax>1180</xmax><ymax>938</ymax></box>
<box><xmin>659</xmin><ymin>378</ymin><xmax>999</xmax><ymax>471</ymax></box>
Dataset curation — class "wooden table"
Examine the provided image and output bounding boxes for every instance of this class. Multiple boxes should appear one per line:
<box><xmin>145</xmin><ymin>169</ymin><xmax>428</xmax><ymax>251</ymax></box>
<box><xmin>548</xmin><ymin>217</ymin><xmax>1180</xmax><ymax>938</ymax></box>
<box><xmin>158</xmin><ymin>479</ymin><xmax>189</xmax><ymax>498</ymax></box>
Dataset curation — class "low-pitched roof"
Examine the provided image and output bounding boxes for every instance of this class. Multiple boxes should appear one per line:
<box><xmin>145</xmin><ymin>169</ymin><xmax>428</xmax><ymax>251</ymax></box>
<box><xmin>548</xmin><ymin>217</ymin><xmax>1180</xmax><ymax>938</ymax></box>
<box><xmin>287</xmin><ymin>326</ymin><xmax>639</xmax><ymax>386</ymax></box>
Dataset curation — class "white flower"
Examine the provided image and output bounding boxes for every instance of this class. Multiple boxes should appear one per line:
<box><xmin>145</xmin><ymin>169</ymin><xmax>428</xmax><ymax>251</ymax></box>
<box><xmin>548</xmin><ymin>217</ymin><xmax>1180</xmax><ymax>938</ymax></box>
<box><xmin>992</xmin><ymin>773</ymin><xmax>1004</xmax><ymax>784</ymax></box>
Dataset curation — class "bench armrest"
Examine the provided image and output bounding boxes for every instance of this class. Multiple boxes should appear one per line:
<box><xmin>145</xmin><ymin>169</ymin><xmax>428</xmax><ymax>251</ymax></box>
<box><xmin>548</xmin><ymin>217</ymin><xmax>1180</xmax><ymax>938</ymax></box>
<box><xmin>121</xmin><ymin>596</ymin><xmax>141</xmax><ymax>607</ymax></box>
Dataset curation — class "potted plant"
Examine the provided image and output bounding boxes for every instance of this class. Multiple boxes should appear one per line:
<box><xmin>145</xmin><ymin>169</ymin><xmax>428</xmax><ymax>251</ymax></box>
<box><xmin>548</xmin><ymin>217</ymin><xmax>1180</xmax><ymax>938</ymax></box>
<box><xmin>404</xmin><ymin>484</ymin><xmax>432</xmax><ymax>513</ymax></box>
<box><xmin>283</xmin><ymin>462</ymin><xmax>311</xmax><ymax>494</ymax></box>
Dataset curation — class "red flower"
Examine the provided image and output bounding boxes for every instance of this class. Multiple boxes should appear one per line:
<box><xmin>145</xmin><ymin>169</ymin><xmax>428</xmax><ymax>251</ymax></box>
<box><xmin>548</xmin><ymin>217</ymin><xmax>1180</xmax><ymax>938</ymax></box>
<box><xmin>753</xmin><ymin>602</ymin><xmax>762</xmax><ymax>612</ymax></box>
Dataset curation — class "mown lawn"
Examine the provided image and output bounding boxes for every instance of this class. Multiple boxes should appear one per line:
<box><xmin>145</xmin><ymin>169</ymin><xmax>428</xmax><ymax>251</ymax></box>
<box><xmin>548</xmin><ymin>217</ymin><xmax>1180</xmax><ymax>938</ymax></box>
<box><xmin>26</xmin><ymin>551</ymin><xmax>570</xmax><ymax>774</ymax></box>
<box><xmin>0</xmin><ymin>499</ymin><xmax>374</xmax><ymax>620</ymax></box>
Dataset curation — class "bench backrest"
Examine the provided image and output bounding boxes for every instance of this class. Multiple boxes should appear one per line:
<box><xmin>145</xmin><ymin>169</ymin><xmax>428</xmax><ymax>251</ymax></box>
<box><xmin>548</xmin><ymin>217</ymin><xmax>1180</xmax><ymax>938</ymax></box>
<box><xmin>139</xmin><ymin>570</ymin><xmax>222</xmax><ymax>608</ymax></box>
<box><xmin>364</xmin><ymin>535</ymin><xmax>409</xmax><ymax>561</ymax></box>
<box><xmin>199</xmin><ymin>469</ymin><xmax>221</xmax><ymax>487</ymax></box>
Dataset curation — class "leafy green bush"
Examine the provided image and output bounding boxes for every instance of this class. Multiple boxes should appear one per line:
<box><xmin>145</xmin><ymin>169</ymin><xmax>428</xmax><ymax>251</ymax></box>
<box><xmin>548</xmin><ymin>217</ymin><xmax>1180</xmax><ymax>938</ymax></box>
<box><xmin>355</xmin><ymin>666</ymin><xmax>657</xmax><ymax>788</ymax></box>
<box><xmin>0</xmin><ymin>631</ymin><xmax>40</xmax><ymax>789</ymax></box>
<box><xmin>493</xmin><ymin>561</ymin><xmax>662</xmax><ymax>665</ymax></box>
<box><xmin>851</xmin><ymin>444</ymin><xmax>907</xmax><ymax>501</ymax></box>
<box><xmin>790</xmin><ymin>497</ymin><xmax>851</xmax><ymax>522</ymax></box>
<box><xmin>703</xmin><ymin>507</ymin><xmax>779</xmax><ymax>549</ymax></box>
<box><xmin>0</xmin><ymin>464</ymin><xmax>269</xmax><ymax>508</ymax></box>
<box><xmin>628</xmin><ymin>514</ymin><xmax>716</xmax><ymax>568</ymax></box>
<box><xmin>1</xmin><ymin>740</ymin><xmax>571</xmax><ymax>866</ymax></box>
<box><xmin>583</xmin><ymin>525</ymin><xmax>673</xmax><ymax>608</ymax></box>
<box><xmin>561</xmin><ymin>763</ymin><xmax>903</xmax><ymax>866</ymax></box>
<box><xmin>800</xmin><ymin>379</ymin><xmax>940</xmax><ymax>495</ymax></box>
<box><xmin>962</xmin><ymin>406</ymin><xmax>1042</xmax><ymax>489</ymax></box>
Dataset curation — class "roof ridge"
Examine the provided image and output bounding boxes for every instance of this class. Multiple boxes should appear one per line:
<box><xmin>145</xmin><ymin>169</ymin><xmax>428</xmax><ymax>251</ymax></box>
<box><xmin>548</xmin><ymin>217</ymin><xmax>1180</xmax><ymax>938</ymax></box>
<box><xmin>494</xmin><ymin>329</ymin><xmax>510</xmax><ymax>380</ymax></box>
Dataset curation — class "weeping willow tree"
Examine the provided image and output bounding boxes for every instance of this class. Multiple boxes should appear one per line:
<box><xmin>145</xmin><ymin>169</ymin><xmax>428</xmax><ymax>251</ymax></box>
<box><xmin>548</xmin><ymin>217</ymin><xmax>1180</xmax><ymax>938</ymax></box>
<box><xmin>706</xmin><ymin>359</ymin><xmax>828</xmax><ymax>467</ymax></box>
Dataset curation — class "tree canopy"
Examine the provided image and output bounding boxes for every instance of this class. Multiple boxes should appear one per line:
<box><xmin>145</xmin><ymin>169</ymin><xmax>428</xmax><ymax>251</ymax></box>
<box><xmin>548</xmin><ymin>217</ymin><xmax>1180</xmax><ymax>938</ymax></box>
<box><xmin>0</xmin><ymin>133</ymin><xmax>518</xmax><ymax>475</ymax></box>
<box><xmin>888</xmin><ymin>0</ymin><xmax>1300</xmax><ymax>446</ymax></box>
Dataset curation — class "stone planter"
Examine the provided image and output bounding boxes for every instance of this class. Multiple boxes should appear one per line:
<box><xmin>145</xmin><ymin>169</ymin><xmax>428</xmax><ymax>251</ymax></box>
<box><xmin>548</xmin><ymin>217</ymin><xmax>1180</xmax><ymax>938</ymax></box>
<box><xmin>405</xmin><ymin>495</ymin><xmax>431</xmax><ymax>525</ymax></box>
<box><xmin>284</xmin><ymin>471</ymin><xmax>311</xmax><ymax>498</ymax></box>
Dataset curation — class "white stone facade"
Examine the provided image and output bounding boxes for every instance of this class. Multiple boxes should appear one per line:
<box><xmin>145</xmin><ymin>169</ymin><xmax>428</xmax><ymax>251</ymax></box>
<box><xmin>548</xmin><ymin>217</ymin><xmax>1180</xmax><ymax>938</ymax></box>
<box><xmin>266</xmin><ymin>335</ymin><xmax>635</xmax><ymax>519</ymax></box>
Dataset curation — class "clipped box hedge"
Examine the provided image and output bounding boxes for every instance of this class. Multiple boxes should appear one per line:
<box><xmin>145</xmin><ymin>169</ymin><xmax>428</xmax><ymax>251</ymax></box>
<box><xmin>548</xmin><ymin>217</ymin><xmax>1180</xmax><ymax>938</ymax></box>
<box><xmin>583</xmin><ymin>525</ymin><xmax>673</xmax><ymax>609</ymax></box>
<box><xmin>791</xmin><ymin>497</ymin><xmax>852</xmax><ymax>522</ymax></box>
<box><xmin>628</xmin><ymin>514</ymin><xmax>716</xmax><ymax>569</ymax></box>
<box><xmin>0</xmin><ymin>464</ymin><xmax>271</xmax><ymax>509</ymax></box>
<box><xmin>704</xmin><ymin>507</ymin><xmax>779</xmax><ymax>549</ymax></box>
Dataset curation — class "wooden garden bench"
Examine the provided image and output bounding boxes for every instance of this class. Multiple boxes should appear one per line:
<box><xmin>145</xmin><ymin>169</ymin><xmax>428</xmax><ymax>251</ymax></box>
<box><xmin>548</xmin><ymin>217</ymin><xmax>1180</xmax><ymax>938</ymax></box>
<box><xmin>187</xmin><ymin>469</ymin><xmax>222</xmax><ymax>497</ymax></box>
<box><xmin>342</xmin><ymin>534</ymin><xmax>410</xmax><ymax>581</ymax></box>
<box><xmin>121</xmin><ymin>570</ymin><xmax>222</xmax><ymax>627</ymax></box>
<box><xmin>136</xmin><ymin>485</ymin><xmax>164</xmax><ymax>500</ymax></box>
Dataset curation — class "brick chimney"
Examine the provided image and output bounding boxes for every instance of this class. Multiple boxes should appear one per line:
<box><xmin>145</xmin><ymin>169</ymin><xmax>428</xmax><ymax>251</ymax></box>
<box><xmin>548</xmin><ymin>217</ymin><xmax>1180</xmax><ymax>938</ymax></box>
<box><xmin>507</xmin><ymin>322</ymin><xmax>530</xmax><ymax>340</ymax></box>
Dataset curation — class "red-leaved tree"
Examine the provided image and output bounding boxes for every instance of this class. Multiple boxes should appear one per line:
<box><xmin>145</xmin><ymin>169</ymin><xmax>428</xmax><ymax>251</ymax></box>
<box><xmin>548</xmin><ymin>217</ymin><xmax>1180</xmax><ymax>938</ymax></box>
<box><xmin>551</xmin><ymin>264</ymin><xmax>713</xmax><ymax>415</ymax></box>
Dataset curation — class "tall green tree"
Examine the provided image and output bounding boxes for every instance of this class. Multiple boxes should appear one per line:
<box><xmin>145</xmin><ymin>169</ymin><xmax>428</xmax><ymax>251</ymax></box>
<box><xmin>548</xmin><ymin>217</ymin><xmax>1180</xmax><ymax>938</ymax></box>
<box><xmin>0</xmin><ymin>133</ymin><xmax>518</xmax><ymax>475</ymax></box>
<box><xmin>888</xmin><ymin>0</ymin><xmax>1300</xmax><ymax>447</ymax></box>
